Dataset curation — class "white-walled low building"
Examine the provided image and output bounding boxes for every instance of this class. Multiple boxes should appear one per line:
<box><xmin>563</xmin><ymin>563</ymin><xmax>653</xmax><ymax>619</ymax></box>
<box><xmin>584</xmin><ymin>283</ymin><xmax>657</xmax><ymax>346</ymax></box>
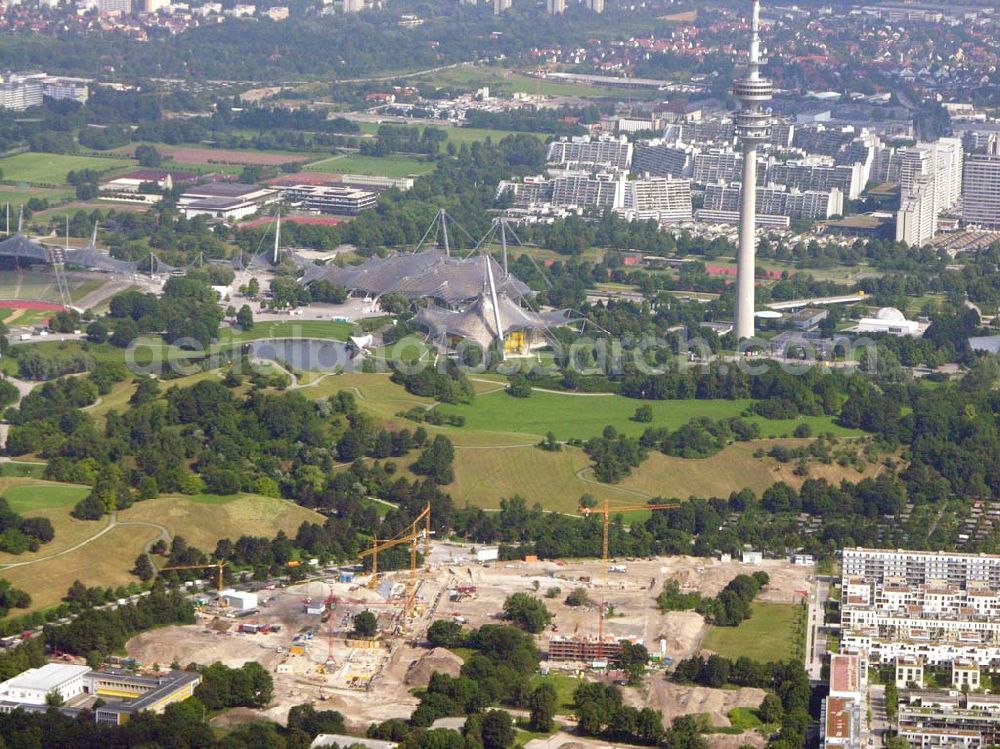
<box><xmin>0</xmin><ymin>664</ymin><xmax>90</xmax><ymax>705</ymax></box>
<box><xmin>856</xmin><ymin>307</ymin><xmax>922</xmax><ymax>336</ymax></box>
<box><xmin>221</xmin><ymin>590</ymin><xmax>258</xmax><ymax>611</ymax></box>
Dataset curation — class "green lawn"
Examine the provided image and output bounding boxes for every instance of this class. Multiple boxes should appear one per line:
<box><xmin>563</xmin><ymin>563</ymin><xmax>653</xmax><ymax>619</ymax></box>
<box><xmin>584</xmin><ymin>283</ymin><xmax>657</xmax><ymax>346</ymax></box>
<box><xmin>531</xmin><ymin>673</ymin><xmax>583</xmax><ymax>713</ymax></box>
<box><xmin>304</xmin><ymin>153</ymin><xmax>434</xmax><ymax>178</ymax></box>
<box><xmin>0</xmin><ymin>153</ymin><xmax>135</xmax><ymax>186</ymax></box>
<box><xmin>701</xmin><ymin>602</ymin><xmax>804</xmax><ymax>663</ymax></box>
<box><xmin>2</xmin><ymin>483</ymin><xmax>89</xmax><ymax>513</ymax></box>
<box><xmin>436</xmin><ymin>389</ymin><xmax>858</xmax><ymax>442</ymax></box>
<box><xmin>1</xmin><ymin>462</ymin><xmax>47</xmax><ymax>479</ymax></box>
<box><xmin>217</xmin><ymin>319</ymin><xmax>353</xmax><ymax>344</ymax></box>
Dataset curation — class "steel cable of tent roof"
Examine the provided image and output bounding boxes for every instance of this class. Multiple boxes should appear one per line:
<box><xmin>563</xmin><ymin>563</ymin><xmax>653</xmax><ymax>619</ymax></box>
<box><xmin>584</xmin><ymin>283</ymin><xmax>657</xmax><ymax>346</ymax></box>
<box><xmin>500</xmin><ymin>222</ymin><xmax>553</xmax><ymax>291</ymax></box>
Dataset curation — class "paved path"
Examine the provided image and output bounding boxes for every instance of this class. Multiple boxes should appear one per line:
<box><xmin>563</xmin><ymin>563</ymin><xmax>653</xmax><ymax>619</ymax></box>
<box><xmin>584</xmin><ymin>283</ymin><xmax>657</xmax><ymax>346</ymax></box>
<box><xmin>0</xmin><ymin>511</ymin><xmax>171</xmax><ymax>571</ymax></box>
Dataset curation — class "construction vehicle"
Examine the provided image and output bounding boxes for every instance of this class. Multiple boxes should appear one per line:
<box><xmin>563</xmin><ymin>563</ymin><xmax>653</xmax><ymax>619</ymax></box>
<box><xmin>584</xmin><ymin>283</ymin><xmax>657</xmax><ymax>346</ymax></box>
<box><xmin>160</xmin><ymin>560</ymin><xmax>229</xmax><ymax>598</ymax></box>
<box><xmin>578</xmin><ymin>499</ymin><xmax>678</xmax><ymax>656</ymax></box>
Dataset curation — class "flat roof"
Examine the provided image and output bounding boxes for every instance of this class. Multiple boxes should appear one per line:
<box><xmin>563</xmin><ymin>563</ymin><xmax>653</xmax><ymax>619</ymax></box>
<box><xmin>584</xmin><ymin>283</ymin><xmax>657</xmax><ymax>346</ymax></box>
<box><xmin>830</xmin><ymin>654</ymin><xmax>861</xmax><ymax>695</ymax></box>
<box><xmin>182</xmin><ymin>182</ymin><xmax>270</xmax><ymax>198</ymax></box>
<box><xmin>2</xmin><ymin>663</ymin><xmax>90</xmax><ymax>692</ymax></box>
<box><xmin>826</xmin><ymin>697</ymin><xmax>855</xmax><ymax>740</ymax></box>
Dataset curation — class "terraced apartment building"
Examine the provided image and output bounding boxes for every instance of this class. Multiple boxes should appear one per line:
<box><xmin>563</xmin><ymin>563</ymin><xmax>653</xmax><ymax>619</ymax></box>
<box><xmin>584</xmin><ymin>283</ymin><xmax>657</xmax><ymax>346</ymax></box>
<box><xmin>840</xmin><ymin>548</ymin><xmax>1000</xmax><ymax>667</ymax></box>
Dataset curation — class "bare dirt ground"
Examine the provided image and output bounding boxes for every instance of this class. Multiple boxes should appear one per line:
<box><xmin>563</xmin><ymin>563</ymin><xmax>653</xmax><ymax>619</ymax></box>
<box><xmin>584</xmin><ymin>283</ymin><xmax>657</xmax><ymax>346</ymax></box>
<box><xmin>635</xmin><ymin>679</ymin><xmax>767</xmax><ymax>727</ymax></box>
<box><xmin>124</xmin><ymin>547</ymin><xmax>813</xmax><ymax>733</ymax></box>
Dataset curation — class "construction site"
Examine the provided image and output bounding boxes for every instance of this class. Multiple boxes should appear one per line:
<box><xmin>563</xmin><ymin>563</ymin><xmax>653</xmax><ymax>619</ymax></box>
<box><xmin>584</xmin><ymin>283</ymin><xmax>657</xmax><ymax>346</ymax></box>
<box><xmin>126</xmin><ymin>512</ymin><xmax>815</xmax><ymax>732</ymax></box>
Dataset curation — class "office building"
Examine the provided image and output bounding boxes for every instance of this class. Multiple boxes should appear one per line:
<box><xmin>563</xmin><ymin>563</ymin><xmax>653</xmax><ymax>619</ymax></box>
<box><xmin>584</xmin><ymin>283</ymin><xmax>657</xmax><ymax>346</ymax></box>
<box><xmin>281</xmin><ymin>184</ymin><xmax>378</xmax><ymax>215</ymax></box>
<box><xmin>961</xmin><ymin>137</ymin><xmax>1000</xmax><ymax>230</ymax></box>
<box><xmin>618</xmin><ymin>177</ymin><xmax>692</xmax><ymax>224</ymax></box>
<box><xmin>633</xmin><ymin>140</ymin><xmax>698</xmax><ymax>178</ymax></box>
<box><xmin>546</xmin><ymin>135</ymin><xmax>632</xmax><ymax>171</ymax></box>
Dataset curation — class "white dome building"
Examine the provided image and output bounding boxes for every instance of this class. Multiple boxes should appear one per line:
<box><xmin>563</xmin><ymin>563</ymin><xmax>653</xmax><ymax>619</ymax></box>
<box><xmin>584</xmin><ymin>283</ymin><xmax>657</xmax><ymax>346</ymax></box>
<box><xmin>857</xmin><ymin>306</ymin><xmax>922</xmax><ymax>336</ymax></box>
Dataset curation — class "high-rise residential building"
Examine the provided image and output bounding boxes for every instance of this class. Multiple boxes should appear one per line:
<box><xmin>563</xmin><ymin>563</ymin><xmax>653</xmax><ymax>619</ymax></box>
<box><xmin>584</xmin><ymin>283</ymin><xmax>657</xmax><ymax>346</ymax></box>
<box><xmin>633</xmin><ymin>140</ymin><xmax>698</xmax><ymax>179</ymax></box>
<box><xmin>546</xmin><ymin>135</ymin><xmax>632</xmax><ymax>171</ymax></box>
<box><xmin>732</xmin><ymin>0</ymin><xmax>772</xmax><ymax>339</ymax></box>
<box><xmin>342</xmin><ymin>0</ymin><xmax>364</xmax><ymax>12</ymax></box>
<box><xmin>766</xmin><ymin>161</ymin><xmax>866</xmax><ymax>200</ymax></box>
<box><xmin>549</xmin><ymin>172</ymin><xmax>624</xmax><ymax>211</ymax></box>
<box><xmin>693</xmin><ymin>150</ymin><xmax>743</xmax><ymax>184</ymax></box>
<box><xmin>97</xmin><ymin>0</ymin><xmax>131</xmax><ymax>13</ymax></box>
<box><xmin>896</xmin><ymin>173</ymin><xmax>937</xmax><ymax>247</ymax></box>
<box><xmin>704</xmin><ymin>182</ymin><xmax>843</xmax><ymax>220</ymax></box>
<box><xmin>899</xmin><ymin>138</ymin><xmax>963</xmax><ymax>216</ymax></box>
<box><xmin>546</xmin><ymin>0</ymin><xmax>565</xmax><ymax>13</ymax></box>
<box><xmin>493</xmin><ymin>0</ymin><xmax>511</xmax><ymax>14</ymax></box>
<box><xmin>840</xmin><ymin>548</ymin><xmax>1000</xmax><ymax>667</ymax></box>
<box><xmin>618</xmin><ymin>177</ymin><xmax>692</xmax><ymax>224</ymax></box>
<box><xmin>962</xmin><ymin>136</ymin><xmax>1000</xmax><ymax>230</ymax></box>
<box><xmin>587</xmin><ymin>0</ymin><xmax>604</xmax><ymax>11</ymax></box>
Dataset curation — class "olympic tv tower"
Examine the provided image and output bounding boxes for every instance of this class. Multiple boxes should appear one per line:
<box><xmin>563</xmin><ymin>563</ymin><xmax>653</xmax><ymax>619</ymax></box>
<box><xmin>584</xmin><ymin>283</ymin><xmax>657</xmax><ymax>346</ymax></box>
<box><xmin>733</xmin><ymin>0</ymin><xmax>773</xmax><ymax>340</ymax></box>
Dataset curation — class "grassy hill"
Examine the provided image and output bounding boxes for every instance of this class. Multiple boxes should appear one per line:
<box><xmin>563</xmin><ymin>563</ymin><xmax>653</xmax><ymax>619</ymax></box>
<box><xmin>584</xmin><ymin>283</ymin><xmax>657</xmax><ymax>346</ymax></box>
<box><xmin>0</xmin><ymin>483</ymin><xmax>324</xmax><ymax>613</ymax></box>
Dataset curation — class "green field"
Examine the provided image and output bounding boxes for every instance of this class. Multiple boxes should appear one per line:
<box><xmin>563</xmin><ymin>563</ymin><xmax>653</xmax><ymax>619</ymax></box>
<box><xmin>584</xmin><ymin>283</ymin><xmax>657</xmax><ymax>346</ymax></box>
<box><xmin>0</xmin><ymin>153</ymin><xmax>135</xmax><ymax>186</ymax></box>
<box><xmin>1</xmin><ymin>482</ymin><xmax>88</xmax><ymax>513</ymax></box>
<box><xmin>437</xmin><ymin>389</ymin><xmax>857</xmax><ymax>442</ymax></box>
<box><xmin>701</xmin><ymin>602</ymin><xmax>804</xmax><ymax>663</ymax></box>
<box><xmin>0</xmin><ymin>487</ymin><xmax>324</xmax><ymax>613</ymax></box>
<box><xmin>304</xmin><ymin>153</ymin><xmax>435</xmax><ymax>178</ymax></box>
<box><xmin>530</xmin><ymin>673</ymin><xmax>583</xmax><ymax>713</ymax></box>
<box><xmin>0</xmin><ymin>270</ymin><xmax>104</xmax><ymax>304</ymax></box>
<box><xmin>216</xmin><ymin>319</ymin><xmax>353</xmax><ymax>345</ymax></box>
<box><xmin>417</xmin><ymin>65</ymin><xmax>655</xmax><ymax>100</ymax></box>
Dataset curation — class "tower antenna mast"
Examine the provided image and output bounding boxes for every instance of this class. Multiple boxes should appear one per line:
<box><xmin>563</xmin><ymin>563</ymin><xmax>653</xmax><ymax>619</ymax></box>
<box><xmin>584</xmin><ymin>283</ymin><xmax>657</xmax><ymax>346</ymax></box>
<box><xmin>732</xmin><ymin>0</ymin><xmax>773</xmax><ymax>340</ymax></box>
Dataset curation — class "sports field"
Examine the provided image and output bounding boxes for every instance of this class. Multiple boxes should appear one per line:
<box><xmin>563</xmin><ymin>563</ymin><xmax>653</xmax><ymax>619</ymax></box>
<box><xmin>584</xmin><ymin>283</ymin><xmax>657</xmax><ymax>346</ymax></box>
<box><xmin>0</xmin><ymin>271</ymin><xmax>105</xmax><ymax>304</ymax></box>
<box><xmin>0</xmin><ymin>153</ymin><xmax>133</xmax><ymax>185</ymax></box>
<box><xmin>217</xmin><ymin>319</ymin><xmax>353</xmax><ymax>345</ymax></box>
<box><xmin>701</xmin><ymin>602</ymin><xmax>804</xmax><ymax>662</ymax></box>
<box><xmin>304</xmin><ymin>153</ymin><xmax>434</xmax><ymax>178</ymax></box>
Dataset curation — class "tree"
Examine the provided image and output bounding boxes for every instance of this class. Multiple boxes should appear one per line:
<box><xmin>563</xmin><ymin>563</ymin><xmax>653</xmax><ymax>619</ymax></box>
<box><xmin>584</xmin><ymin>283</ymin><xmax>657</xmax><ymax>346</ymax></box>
<box><xmin>501</xmin><ymin>593</ymin><xmax>551</xmax><ymax>634</ymax></box>
<box><xmin>133</xmin><ymin>553</ymin><xmax>155</xmax><ymax>582</ymax></box>
<box><xmin>619</xmin><ymin>641</ymin><xmax>649</xmax><ymax>685</ymax></box>
<box><xmin>759</xmin><ymin>693</ymin><xmax>784</xmax><ymax>724</ymax></box>
<box><xmin>528</xmin><ymin>682</ymin><xmax>557</xmax><ymax>732</ymax></box>
<box><xmin>353</xmin><ymin>609</ymin><xmax>378</xmax><ymax>638</ymax></box>
<box><xmin>427</xmin><ymin>619</ymin><xmax>464</xmax><ymax>649</ymax></box>
<box><xmin>564</xmin><ymin>588</ymin><xmax>590</xmax><ymax>607</ymax></box>
<box><xmin>45</xmin><ymin>690</ymin><xmax>64</xmax><ymax>706</ymax></box>
<box><xmin>236</xmin><ymin>304</ymin><xmax>254</xmax><ymax>331</ymax></box>
<box><xmin>632</xmin><ymin>405</ymin><xmax>654</xmax><ymax>423</ymax></box>
<box><xmin>479</xmin><ymin>710</ymin><xmax>515</xmax><ymax>749</ymax></box>
<box><xmin>135</xmin><ymin>145</ymin><xmax>163</xmax><ymax>168</ymax></box>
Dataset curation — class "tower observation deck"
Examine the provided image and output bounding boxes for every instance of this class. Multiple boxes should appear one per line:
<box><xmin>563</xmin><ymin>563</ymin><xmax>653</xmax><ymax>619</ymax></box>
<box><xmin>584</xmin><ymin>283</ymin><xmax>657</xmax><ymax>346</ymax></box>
<box><xmin>733</xmin><ymin>0</ymin><xmax>773</xmax><ymax>340</ymax></box>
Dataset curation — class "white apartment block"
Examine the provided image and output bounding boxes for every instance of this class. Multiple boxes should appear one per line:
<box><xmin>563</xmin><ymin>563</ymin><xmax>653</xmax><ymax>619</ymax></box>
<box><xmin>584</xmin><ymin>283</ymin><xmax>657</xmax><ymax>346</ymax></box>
<box><xmin>823</xmin><ymin>654</ymin><xmax>865</xmax><ymax>749</ymax></box>
<box><xmin>898</xmin><ymin>691</ymin><xmax>1000</xmax><ymax>749</ymax></box>
<box><xmin>550</xmin><ymin>172</ymin><xmax>624</xmax><ymax>211</ymax></box>
<box><xmin>766</xmin><ymin>160</ymin><xmax>866</xmax><ymax>200</ymax></box>
<box><xmin>841</xmin><ymin>548</ymin><xmax>1000</xmax><ymax>667</ymax></box>
<box><xmin>961</xmin><ymin>137</ymin><xmax>1000</xmax><ymax>230</ymax></box>
<box><xmin>546</xmin><ymin>136</ymin><xmax>632</xmax><ymax>171</ymax></box>
<box><xmin>617</xmin><ymin>177</ymin><xmax>692</xmax><ymax>224</ymax></box>
<box><xmin>693</xmin><ymin>150</ymin><xmax>742</xmax><ymax>185</ymax></box>
<box><xmin>899</xmin><ymin>138</ymin><xmax>963</xmax><ymax>216</ymax></box>
<box><xmin>897</xmin><ymin>173</ymin><xmax>938</xmax><ymax>247</ymax></box>
<box><xmin>633</xmin><ymin>140</ymin><xmax>698</xmax><ymax>179</ymax></box>
<box><xmin>704</xmin><ymin>182</ymin><xmax>843</xmax><ymax>220</ymax></box>
<box><xmin>546</xmin><ymin>0</ymin><xmax>564</xmax><ymax>13</ymax></box>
